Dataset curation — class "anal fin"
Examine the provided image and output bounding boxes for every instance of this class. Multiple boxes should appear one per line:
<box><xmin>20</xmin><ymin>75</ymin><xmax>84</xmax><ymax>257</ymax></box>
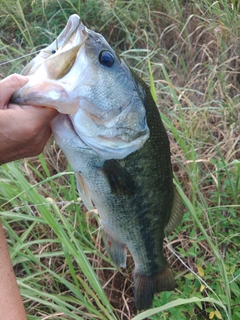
<box><xmin>102</xmin><ymin>229</ymin><xmax>127</xmax><ymax>268</ymax></box>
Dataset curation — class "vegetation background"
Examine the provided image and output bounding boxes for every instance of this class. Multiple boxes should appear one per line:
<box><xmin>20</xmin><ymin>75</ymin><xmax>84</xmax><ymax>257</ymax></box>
<box><xmin>0</xmin><ymin>0</ymin><xmax>239</xmax><ymax>319</ymax></box>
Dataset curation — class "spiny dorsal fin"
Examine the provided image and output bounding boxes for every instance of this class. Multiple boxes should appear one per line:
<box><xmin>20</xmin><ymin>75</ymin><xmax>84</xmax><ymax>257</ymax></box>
<box><xmin>164</xmin><ymin>187</ymin><xmax>184</xmax><ymax>236</ymax></box>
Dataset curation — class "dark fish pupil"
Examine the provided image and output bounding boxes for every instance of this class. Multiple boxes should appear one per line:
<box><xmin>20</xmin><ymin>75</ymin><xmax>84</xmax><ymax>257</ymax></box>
<box><xmin>99</xmin><ymin>51</ymin><xmax>114</xmax><ymax>67</ymax></box>
<box><xmin>51</xmin><ymin>49</ymin><xmax>56</xmax><ymax>54</ymax></box>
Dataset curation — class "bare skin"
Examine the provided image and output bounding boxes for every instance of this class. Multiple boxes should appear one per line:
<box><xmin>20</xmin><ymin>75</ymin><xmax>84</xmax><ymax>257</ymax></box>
<box><xmin>0</xmin><ymin>222</ymin><xmax>27</xmax><ymax>320</ymax></box>
<box><xmin>0</xmin><ymin>74</ymin><xmax>58</xmax><ymax>318</ymax></box>
<box><xmin>0</xmin><ymin>74</ymin><xmax>58</xmax><ymax>164</ymax></box>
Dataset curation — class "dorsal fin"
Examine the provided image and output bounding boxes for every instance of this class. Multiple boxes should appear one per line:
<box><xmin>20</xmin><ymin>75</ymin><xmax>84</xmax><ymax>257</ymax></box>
<box><xmin>164</xmin><ymin>187</ymin><xmax>184</xmax><ymax>235</ymax></box>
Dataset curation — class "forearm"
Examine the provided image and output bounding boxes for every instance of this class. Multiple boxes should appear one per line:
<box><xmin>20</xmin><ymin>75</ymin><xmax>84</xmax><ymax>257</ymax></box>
<box><xmin>0</xmin><ymin>222</ymin><xmax>27</xmax><ymax>320</ymax></box>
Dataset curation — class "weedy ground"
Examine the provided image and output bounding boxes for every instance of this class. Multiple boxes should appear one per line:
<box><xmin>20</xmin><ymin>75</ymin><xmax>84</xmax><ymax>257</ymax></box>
<box><xmin>0</xmin><ymin>0</ymin><xmax>239</xmax><ymax>319</ymax></box>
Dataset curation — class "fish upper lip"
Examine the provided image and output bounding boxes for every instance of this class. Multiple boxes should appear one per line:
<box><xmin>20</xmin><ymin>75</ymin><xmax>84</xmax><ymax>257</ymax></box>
<box><xmin>38</xmin><ymin>15</ymin><xmax>87</xmax><ymax>60</ymax></box>
<box><xmin>57</xmin><ymin>14</ymin><xmax>86</xmax><ymax>48</ymax></box>
<box><xmin>57</xmin><ymin>22</ymin><xmax>88</xmax><ymax>54</ymax></box>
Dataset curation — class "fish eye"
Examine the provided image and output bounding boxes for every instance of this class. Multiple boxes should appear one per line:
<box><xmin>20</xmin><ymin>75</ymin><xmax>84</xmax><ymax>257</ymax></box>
<box><xmin>99</xmin><ymin>51</ymin><xmax>114</xmax><ymax>67</ymax></box>
<box><xmin>51</xmin><ymin>49</ymin><xmax>56</xmax><ymax>54</ymax></box>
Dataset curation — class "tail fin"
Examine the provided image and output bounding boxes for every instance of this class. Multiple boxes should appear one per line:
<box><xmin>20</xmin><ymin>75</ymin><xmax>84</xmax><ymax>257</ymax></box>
<box><xmin>153</xmin><ymin>266</ymin><xmax>176</xmax><ymax>293</ymax></box>
<box><xmin>134</xmin><ymin>267</ymin><xmax>175</xmax><ymax>310</ymax></box>
<box><xmin>134</xmin><ymin>273</ymin><xmax>154</xmax><ymax>310</ymax></box>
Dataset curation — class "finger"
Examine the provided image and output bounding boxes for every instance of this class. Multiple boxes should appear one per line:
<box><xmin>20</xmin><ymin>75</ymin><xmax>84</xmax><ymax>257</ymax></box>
<box><xmin>0</xmin><ymin>74</ymin><xmax>29</xmax><ymax>108</ymax></box>
<box><xmin>22</xmin><ymin>105</ymin><xmax>59</xmax><ymax>123</ymax></box>
<box><xmin>40</xmin><ymin>125</ymin><xmax>53</xmax><ymax>147</ymax></box>
<box><xmin>7</xmin><ymin>103</ymin><xmax>59</xmax><ymax>124</ymax></box>
<box><xmin>31</xmin><ymin>124</ymin><xmax>54</xmax><ymax>157</ymax></box>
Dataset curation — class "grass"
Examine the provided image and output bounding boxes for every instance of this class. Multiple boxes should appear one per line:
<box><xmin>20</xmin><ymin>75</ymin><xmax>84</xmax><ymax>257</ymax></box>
<box><xmin>0</xmin><ymin>0</ymin><xmax>239</xmax><ymax>319</ymax></box>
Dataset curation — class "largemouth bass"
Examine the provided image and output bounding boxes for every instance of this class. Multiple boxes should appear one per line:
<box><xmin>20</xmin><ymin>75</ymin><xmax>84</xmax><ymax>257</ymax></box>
<box><xmin>12</xmin><ymin>14</ymin><xmax>184</xmax><ymax>310</ymax></box>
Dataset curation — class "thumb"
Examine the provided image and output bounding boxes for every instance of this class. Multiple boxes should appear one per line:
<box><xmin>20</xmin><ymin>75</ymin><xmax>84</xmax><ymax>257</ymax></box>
<box><xmin>0</xmin><ymin>74</ymin><xmax>29</xmax><ymax>108</ymax></box>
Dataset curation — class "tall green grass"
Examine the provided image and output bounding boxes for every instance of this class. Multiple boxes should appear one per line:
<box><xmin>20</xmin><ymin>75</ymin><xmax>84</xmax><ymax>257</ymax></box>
<box><xmin>1</xmin><ymin>162</ymin><xmax>116</xmax><ymax>319</ymax></box>
<box><xmin>0</xmin><ymin>0</ymin><xmax>239</xmax><ymax>319</ymax></box>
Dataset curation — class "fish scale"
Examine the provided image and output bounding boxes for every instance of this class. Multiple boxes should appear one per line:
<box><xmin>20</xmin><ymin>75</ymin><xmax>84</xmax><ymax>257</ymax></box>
<box><xmin>11</xmin><ymin>14</ymin><xmax>184</xmax><ymax>310</ymax></box>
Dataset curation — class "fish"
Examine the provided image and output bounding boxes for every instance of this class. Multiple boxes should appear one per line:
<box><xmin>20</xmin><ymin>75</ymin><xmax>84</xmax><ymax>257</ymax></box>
<box><xmin>11</xmin><ymin>14</ymin><xmax>184</xmax><ymax>310</ymax></box>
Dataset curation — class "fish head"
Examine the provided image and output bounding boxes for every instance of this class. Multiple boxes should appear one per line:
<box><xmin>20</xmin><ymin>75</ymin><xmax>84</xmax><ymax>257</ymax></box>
<box><xmin>11</xmin><ymin>14</ymin><xmax>149</xmax><ymax>159</ymax></box>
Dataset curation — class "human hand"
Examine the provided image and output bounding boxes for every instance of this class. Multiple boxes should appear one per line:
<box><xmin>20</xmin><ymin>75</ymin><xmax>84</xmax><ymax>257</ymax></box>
<box><xmin>0</xmin><ymin>74</ymin><xmax>58</xmax><ymax>165</ymax></box>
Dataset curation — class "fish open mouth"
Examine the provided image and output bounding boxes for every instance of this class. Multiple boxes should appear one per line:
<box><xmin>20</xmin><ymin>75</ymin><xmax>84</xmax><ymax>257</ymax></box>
<box><xmin>10</xmin><ymin>14</ymin><xmax>88</xmax><ymax>112</ymax></box>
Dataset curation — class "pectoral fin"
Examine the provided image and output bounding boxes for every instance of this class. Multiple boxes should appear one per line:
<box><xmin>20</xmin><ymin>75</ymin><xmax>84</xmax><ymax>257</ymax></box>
<box><xmin>164</xmin><ymin>187</ymin><xmax>184</xmax><ymax>235</ymax></box>
<box><xmin>101</xmin><ymin>160</ymin><xmax>135</xmax><ymax>196</ymax></box>
<box><xmin>75</xmin><ymin>172</ymin><xmax>94</xmax><ymax>210</ymax></box>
